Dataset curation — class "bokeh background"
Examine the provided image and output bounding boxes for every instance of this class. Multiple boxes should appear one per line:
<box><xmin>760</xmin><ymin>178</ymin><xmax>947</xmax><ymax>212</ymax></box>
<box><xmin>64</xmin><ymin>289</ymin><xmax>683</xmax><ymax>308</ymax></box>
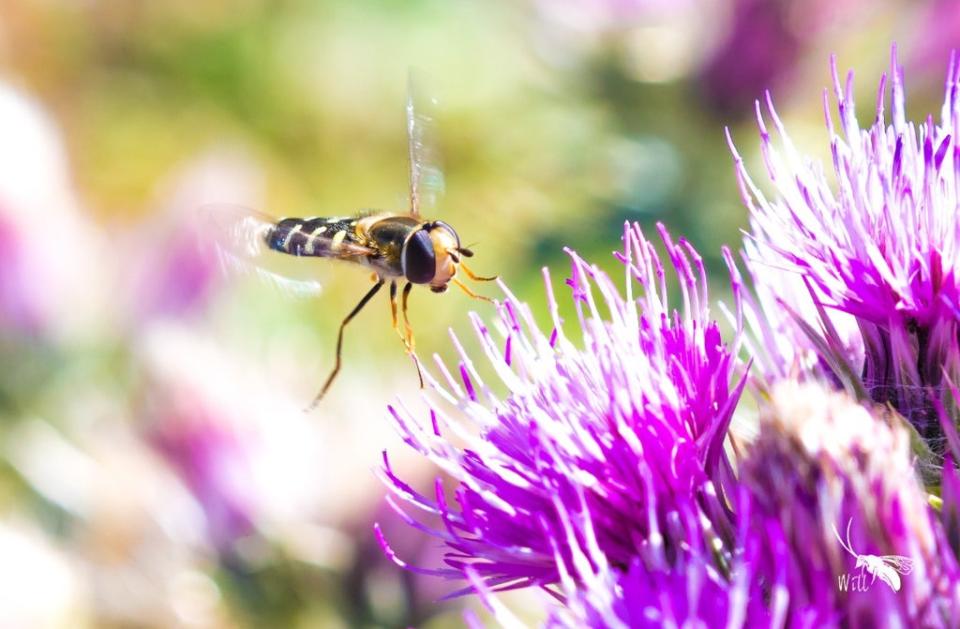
<box><xmin>0</xmin><ymin>1</ymin><xmax>957</xmax><ymax>627</ymax></box>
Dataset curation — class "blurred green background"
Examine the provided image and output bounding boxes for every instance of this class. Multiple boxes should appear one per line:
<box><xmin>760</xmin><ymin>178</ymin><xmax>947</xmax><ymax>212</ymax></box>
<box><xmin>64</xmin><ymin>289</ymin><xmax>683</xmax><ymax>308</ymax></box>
<box><xmin>0</xmin><ymin>0</ymin><xmax>956</xmax><ymax>626</ymax></box>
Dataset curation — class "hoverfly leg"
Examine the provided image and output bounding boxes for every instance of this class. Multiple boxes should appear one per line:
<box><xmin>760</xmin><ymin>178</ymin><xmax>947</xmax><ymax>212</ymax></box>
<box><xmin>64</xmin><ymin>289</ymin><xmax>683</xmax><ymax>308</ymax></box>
<box><xmin>306</xmin><ymin>279</ymin><xmax>385</xmax><ymax>411</ymax></box>
<box><xmin>452</xmin><ymin>278</ymin><xmax>494</xmax><ymax>303</ymax></box>
<box><xmin>401</xmin><ymin>282</ymin><xmax>415</xmax><ymax>351</ymax></box>
<box><xmin>401</xmin><ymin>282</ymin><xmax>424</xmax><ymax>389</ymax></box>
<box><xmin>389</xmin><ymin>280</ymin><xmax>416</xmax><ymax>354</ymax></box>
<box><xmin>411</xmin><ymin>353</ymin><xmax>424</xmax><ymax>389</ymax></box>
<box><xmin>389</xmin><ymin>280</ymin><xmax>401</xmax><ymax>332</ymax></box>
<box><xmin>459</xmin><ymin>261</ymin><xmax>497</xmax><ymax>282</ymax></box>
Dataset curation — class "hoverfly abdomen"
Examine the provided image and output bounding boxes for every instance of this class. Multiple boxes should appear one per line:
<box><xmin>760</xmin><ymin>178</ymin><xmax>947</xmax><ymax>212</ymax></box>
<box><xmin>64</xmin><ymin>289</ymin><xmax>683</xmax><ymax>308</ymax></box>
<box><xmin>266</xmin><ymin>218</ymin><xmax>310</xmax><ymax>255</ymax></box>
<box><xmin>266</xmin><ymin>217</ymin><xmax>359</xmax><ymax>258</ymax></box>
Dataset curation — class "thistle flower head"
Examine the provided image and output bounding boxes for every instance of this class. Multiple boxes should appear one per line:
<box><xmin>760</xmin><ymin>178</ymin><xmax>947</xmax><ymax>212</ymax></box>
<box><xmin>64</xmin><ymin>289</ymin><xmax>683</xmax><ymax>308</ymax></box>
<box><xmin>378</xmin><ymin>222</ymin><xmax>746</xmax><ymax>595</ymax></box>
<box><xmin>730</xmin><ymin>47</ymin><xmax>960</xmax><ymax>444</ymax></box>
<box><xmin>741</xmin><ymin>381</ymin><xmax>960</xmax><ymax>624</ymax></box>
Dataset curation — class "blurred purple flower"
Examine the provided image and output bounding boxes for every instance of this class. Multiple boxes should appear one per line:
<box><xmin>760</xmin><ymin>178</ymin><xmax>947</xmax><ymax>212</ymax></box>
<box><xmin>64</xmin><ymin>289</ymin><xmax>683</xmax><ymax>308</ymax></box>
<box><xmin>0</xmin><ymin>83</ymin><xmax>107</xmax><ymax>340</ymax></box>
<box><xmin>0</xmin><ymin>213</ymin><xmax>39</xmax><ymax>333</ymax></box>
<box><xmin>377</xmin><ymin>222</ymin><xmax>747</xmax><ymax>597</ymax></box>
<box><xmin>730</xmin><ymin>48</ymin><xmax>960</xmax><ymax>459</ymax></box>
<box><xmin>909</xmin><ymin>0</ymin><xmax>960</xmax><ymax>84</ymax></box>
<box><xmin>149</xmin><ymin>392</ymin><xmax>259</xmax><ymax>547</ymax></box>
<box><xmin>138</xmin><ymin>325</ymin><xmax>323</xmax><ymax>551</ymax></box>
<box><xmin>126</xmin><ymin>149</ymin><xmax>264</xmax><ymax>323</ymax></box>
<box><xmin>699</xmin><ymin>0</ymin><xmax>873</xmax><ymax>116</ymax></box>
<box><xmin>699</xmin><ymin>0</ymin><xmax>802</xmax><ymax>116</ymax></box>
<box><xmin>131</xmin><ymin>220</ymin><xmax>219</xmax><ymax>321</ymax></box>
<box><xmin>527</xmin><ymin>0</ymin><xmax>715</xmax><ymax>83</ymax></box>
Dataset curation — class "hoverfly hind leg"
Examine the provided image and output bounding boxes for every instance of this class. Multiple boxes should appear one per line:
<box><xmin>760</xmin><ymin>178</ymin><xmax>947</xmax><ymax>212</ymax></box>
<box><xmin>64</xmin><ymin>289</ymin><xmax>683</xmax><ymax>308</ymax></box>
<box><xmin>305</xmin><ymin>279</ymin><xmax>385</xmax><ymax>411</ymax></box>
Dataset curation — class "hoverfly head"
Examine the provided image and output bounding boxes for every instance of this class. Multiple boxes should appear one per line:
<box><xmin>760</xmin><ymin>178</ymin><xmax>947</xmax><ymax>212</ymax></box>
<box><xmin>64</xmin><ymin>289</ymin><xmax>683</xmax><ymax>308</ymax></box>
<box><xmin>404</xmin><ymin>220</ymin><xmax>495</xmax><ymax>298</ymax></box>
<box><xmin>410</xmin><ymin>220</ymin><xmax>461</xmax><ymax>289</ymax></box>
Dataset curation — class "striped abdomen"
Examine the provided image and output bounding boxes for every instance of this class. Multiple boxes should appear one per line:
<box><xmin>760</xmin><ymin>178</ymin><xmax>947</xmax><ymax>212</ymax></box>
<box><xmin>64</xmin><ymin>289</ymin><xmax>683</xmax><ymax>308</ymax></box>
<box><xmin>265</xmin><ymin>217</ymin><xmax>359</xmax><ymax>257</ymax></box>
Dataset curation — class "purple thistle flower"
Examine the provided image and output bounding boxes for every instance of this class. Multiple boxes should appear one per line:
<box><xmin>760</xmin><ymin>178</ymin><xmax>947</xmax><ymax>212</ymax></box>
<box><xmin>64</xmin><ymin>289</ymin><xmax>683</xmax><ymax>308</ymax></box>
<box><xmin>740</xmin><ymin>382</ymin><xmax>960</xmax><ymax>625</ymax></box>
<box><xmin>729</xmin><ymin>47</ymin><xmax>960</xmax><ymax>455</ymax></box>
<box><xmin>377</xmin><ymin>222</ymin><xmax>747</xmax><ymax>597</ymax></box>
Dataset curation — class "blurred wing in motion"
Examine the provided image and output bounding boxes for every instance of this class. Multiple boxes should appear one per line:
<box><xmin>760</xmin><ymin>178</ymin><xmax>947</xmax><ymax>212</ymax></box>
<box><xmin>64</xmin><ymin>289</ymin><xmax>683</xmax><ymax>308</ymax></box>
<box><xmin>199</xmin><ymin>204</ymin><xmax>325</xmax><ymax>299</ymax></box>
<box><xmin>406</xmin><ymin>73</ymin><xmax>445</xmax><ymax>217</ymax></box>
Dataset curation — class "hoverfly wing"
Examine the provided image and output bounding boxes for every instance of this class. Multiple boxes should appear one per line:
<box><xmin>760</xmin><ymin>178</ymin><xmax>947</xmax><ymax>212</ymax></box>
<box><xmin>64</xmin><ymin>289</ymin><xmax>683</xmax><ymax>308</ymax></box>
<box><xmin>199</xmin><ymin>203</ymin><xmax>324</xmax><ymax>299</ymax></box>
<box><xmin>406</xmin><ymin>72</ymin><xmax>445</xmax><ymax>217</ymax></box>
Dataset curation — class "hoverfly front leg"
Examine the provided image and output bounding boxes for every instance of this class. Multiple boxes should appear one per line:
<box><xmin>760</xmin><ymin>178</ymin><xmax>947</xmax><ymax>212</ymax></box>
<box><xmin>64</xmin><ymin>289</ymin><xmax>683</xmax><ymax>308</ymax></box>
<box><xmin>307</xmin><ymin>279</ymin><xmax>385</xmax><ymax>411</ymax></box>
<box><xmin>452</xmin><ymin>278</ymin><xmax>495</xmax><ymax>303</ymax></box>
<box><xmin>458</xmin><ymin>260</ymin><xmax>497</xmax><ymax>283</ymax></box>
<box><xmin>448</xmin><ymin>248</ymin><xmax>495</xmax><ymax>301</ymax></box>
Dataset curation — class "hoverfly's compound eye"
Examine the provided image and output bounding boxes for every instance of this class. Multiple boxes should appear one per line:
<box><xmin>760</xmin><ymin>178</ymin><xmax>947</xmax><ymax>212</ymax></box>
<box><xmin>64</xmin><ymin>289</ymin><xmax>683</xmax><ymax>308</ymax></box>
<box><xmin>430</xmin><ymin>220</ymin><xmax>460</xmax><ymax>249</ymax></box>
<box><xmin>401</xmin><ymin>229</ymin><xmax>437</xmax><ymax>284</ymax></box>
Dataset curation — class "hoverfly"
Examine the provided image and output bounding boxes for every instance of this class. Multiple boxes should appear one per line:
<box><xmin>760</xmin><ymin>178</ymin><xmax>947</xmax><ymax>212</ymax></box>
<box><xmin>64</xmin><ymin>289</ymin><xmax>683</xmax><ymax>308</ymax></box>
<box><xmin>205</xmin><ymin>81</ymin><xmax>495</xmax><ymax>410</ymax></box>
